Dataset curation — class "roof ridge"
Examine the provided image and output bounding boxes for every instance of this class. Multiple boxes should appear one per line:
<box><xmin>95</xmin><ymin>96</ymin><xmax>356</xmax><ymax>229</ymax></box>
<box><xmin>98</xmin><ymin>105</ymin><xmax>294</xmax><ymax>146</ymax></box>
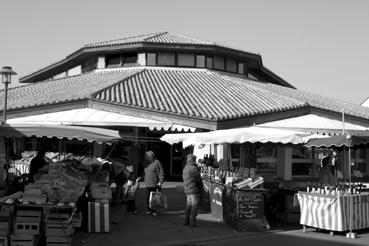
<box><xmin>143</xmin><ymin>31</ymin><xmax>168</xmax><ymax>42</ymax></box>
<box><xmin>84</xmin><ymin>32</ymin><xmax>163</xmax><ymax>47</ymax></box>
<box><xmin>214</xmin><ymin>72</ymin><xmax>309</xmax><ymax>106</ymax></box>
<box><xmin>91</xmin><ymin>68</ymin><xmax>146</xmax><ymax>100</ymax></box>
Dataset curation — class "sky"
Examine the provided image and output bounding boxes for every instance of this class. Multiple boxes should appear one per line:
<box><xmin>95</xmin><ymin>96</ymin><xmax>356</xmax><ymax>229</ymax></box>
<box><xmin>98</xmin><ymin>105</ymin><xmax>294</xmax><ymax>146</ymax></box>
<box><xmin>0</xmin><ymin>0</ymin><xmax>368</xmax><ymax>105</ymax></box>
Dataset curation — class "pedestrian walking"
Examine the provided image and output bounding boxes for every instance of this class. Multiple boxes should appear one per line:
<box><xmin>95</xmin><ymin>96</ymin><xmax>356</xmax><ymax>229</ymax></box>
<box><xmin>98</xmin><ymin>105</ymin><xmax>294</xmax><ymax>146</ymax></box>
<box><xmin>182</xmin><ymin>154</ymin><xmax>203</xmax><ymax>227</ymax></box>
<box><xmin>142</xmin><ymin>151</ymin><xmax>165</xmax><ymax>217</ymax></box>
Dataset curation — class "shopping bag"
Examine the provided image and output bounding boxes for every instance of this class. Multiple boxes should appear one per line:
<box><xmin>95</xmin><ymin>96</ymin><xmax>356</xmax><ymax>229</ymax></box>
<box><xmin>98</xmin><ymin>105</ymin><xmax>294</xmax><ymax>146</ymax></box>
<box><xmin>149</xmin><ymin>191</ymin><xmax>168</xmax><ymax>210</ymax></box>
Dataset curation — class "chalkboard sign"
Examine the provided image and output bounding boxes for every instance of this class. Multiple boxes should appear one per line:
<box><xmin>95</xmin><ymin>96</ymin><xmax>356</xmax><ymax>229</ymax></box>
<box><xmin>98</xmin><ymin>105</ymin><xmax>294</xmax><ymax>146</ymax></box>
<box><xmin>237</xmin><ymin>192</ymin><xmax>264</xmax><ymax>219</ymax></box>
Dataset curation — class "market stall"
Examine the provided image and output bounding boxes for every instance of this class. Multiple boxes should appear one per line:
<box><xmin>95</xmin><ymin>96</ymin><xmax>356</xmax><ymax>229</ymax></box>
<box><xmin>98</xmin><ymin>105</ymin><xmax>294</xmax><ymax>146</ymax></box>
<box><xmin>297</xmin><ymin>191</ymin><xmax>369</xmax><ymax>233</ymax></box>
<box><xmin>0</xmin><ymin>123</ymin><xmax>124</xmax><ymax>245</ymax></box>
<box><xmin>302</xmin><ymin>134</ymin><xmax>369</xmax><ymax>238</ymax></box>
<box><xmin>162</xmin><ymin>126</ymin><xmax>325</xmax><ymax>230</ymax></box>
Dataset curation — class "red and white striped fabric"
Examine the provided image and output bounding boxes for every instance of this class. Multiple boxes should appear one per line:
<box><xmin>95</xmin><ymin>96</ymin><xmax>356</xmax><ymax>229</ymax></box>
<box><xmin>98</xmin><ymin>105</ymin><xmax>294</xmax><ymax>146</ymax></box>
<box><xmin>297</xmin><ymin>192</ymin><xmax>369</xmax><ymax>231</ymax></box>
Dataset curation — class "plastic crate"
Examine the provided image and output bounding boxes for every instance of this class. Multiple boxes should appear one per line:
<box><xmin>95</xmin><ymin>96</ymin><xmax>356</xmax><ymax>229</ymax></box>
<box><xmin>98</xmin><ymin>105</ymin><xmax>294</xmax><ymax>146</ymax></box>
<box><xmin>46</xmin><ymin>236</ymin><xmax>71</xmax><ymax>246</ymax></box>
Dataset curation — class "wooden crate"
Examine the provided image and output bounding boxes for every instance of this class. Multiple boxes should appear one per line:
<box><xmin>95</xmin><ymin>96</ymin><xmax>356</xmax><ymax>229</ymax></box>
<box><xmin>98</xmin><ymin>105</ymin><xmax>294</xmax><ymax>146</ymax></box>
<box><xmin>0</xmin><ymin>221</ymin><xmax>10</xmax><ymax>237</ymax></box>
<box><xmin>0</xmin><ymin>236</ymin><xmax>8</xmax><ymax>246</ymax></box>
<box><xmin>71</xmin><ymin>212</ymin><xmax>82</xmax><ymax>228</ymax></box>
<box><xmin>16</xmin><ymin>211</ymin><xmax>41</xmax><ymax>223</ymax></box>
<box><xmin>46</xmin><ymin>236</ymin><xmax>71</xmax><ymax>246</ymax></box>
<box><xmin>10</xmin><ymin>234</ymin><xmax>35</xmax><ymax>246</ymax></box>
<box><xmin>45</xmin><ymin>223</ymin><xmax>73</xmax><ymax>237</ymax></box>
<box><xmin>13</xmin><ymin>219</ymin><xmax>40</xmax><ymax>236</ymax></box>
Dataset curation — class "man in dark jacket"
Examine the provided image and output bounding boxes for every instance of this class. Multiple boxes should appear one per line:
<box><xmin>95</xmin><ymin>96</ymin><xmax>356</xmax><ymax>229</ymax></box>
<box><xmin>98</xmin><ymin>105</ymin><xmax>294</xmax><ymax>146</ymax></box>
<box><xmin>182</xmin><ymin>154</ymin><xmax>203</xmax><ymax>226</ymax></box>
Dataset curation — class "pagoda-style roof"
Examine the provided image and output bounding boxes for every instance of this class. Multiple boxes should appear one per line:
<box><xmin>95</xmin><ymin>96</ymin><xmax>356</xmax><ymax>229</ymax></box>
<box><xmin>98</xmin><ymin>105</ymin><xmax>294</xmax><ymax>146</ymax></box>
<box><xmin>19</xmin><ymin>32</ymin><xmax>292</xmax><ymax>87</ymax></box>
<box><xmin>3</xmin><ymin>67</ymin><xmax>369</xmax><ymax>129</ymax></box>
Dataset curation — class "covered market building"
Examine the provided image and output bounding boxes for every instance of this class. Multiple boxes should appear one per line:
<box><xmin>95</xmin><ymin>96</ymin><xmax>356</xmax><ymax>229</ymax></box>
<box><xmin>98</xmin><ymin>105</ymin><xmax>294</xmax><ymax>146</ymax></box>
<box><xmin>1</xmin><ymin>31</ymin><xmax>369</xmax><ymax>188</ymax></box>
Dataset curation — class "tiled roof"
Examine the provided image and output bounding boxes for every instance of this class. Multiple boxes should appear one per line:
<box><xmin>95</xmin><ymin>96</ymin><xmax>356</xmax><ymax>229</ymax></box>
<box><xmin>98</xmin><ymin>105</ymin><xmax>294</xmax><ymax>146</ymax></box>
<box><xmin>1</xmin><ymin>68</ymin><xmax>142</xmax><ymax>110</ymax></box>
<box><xmin>84</xmin><ymin>32</ymin><xmax>228</xmax><ymax>49</ymax></box>
<box><xmin>3</xmin><ymin>67</ymin><xmax>369</xmax><ymax>122</ymax></box>
<box><xmin>220</xmin><ymin>73</ymin><xmax>369</xmax><ymax>120</ymax></box>
<box><xmin>94</xmin><ymin>68</ymin><xmax>306</xmax><ymax>120</ymax></box>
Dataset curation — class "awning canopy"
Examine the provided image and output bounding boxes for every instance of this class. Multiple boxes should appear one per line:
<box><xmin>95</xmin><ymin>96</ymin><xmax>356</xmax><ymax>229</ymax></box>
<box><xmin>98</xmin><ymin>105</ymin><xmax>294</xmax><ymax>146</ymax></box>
<box><xmin>161</xmin><ymin>126</ymin><xmax>326</xmax><ymax>148</ymax></box>
<box><xmin>0</xmin><ymin>123</ymin><xmax>123</xmax><ymax>144</ymax></box>
<box><xmin>257</xmin><ymin>114</ymin><xmax>369</xmax><ymax>134</ymax></box>
<box><xmin>305</xmin><ymin>134</ymin><xmax>369</xmax><ymax>148</ymax></box>
<box><xmin>7</xmin><ymin>108</ymin><xmax>196</xmax><ymax>132</ymax></box>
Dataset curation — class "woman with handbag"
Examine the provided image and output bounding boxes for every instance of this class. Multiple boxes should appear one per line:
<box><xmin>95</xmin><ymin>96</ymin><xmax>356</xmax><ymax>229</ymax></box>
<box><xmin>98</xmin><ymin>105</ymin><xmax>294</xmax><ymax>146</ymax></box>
<box><xmin>141</xmin><ymin>151</ymin><xmax>165</xmax><ymax>217</ymax></box>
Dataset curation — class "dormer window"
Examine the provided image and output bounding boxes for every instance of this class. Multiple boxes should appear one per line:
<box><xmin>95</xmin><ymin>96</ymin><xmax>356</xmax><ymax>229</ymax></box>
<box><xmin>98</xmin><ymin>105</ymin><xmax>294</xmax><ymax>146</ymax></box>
<box><xmin>178</xmin><ymin>53</ymin><xmax>195</xmax><ymax>67</ymax></box>
<box><xmin>105</xmin><ymin>53</ymin><xmax>138</xmax><ymax>68</ymax></box>
<box><xmin>158</xmin><ymin>53</ymin><xmax>175</xmax><ymax>66</ymax></box>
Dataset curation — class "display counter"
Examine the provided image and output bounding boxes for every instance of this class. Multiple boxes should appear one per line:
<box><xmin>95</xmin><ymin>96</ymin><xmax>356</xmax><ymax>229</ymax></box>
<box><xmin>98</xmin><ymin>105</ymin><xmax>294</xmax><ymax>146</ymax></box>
<box><xmin>297</xmin><ymin>192</ymin><xmax>369</xmax><ymax>232</ymax></box>
<box><xmin>202</xmin><ymin>178</ymin><xmax>270</xmax><ymax>231</ymax></box>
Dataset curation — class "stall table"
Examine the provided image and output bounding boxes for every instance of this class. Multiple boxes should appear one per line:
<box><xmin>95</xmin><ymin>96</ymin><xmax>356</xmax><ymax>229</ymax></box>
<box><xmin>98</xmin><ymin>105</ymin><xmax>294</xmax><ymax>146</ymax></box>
<box><xmin>297</xmin><ymin>192</ymin><xmax>369</xmax><ymax>233</ymax></box>
<box><xmin>202</xmin><ymin>179</ymin><xmax>270</xmax><ymax>231</ymax></box>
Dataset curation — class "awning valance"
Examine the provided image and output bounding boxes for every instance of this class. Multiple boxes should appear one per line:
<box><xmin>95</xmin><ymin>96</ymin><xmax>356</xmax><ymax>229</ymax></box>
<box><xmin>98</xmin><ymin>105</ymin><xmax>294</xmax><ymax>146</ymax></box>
<box><xmin>0</xmin><ymin>123</ymin><xmax>123</xmax><ymax>144</ymax></box>
<box><xmin>161</xmin><ymin>126</ymin><xmax>326</xmax><ymax>147</ymax></box>
<box><xmin>7</xmin><ymin>108</ymin><xmax>196</xmax><ymax>132</ymax></box>
<box><xmin>257</xmin><ymin>114</ymin><xmax>369</xmax><ymax>134</ymax></box>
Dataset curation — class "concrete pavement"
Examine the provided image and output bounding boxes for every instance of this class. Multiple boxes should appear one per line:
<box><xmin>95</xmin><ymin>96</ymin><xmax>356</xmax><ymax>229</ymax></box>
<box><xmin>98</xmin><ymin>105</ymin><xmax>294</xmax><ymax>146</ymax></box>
<box><xmin>71</xmin><ymin>182</ymin><xmax>369</xmax><ymax>246</ymax></box>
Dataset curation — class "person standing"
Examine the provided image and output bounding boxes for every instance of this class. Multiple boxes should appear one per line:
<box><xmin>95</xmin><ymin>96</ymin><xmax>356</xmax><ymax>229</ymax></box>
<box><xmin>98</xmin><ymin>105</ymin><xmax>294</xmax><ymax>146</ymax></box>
<box><xmin>29</xmin><ymin>149</ymin><xmax>47</xmax><ymax>183</ymax></box>
<box><xmin>142</xmin><ymin>151</ymin><xmax>165</xmax><ymax>217</ymax></box>
<box><xmin>182</xmin><ymin>154</ymin><xmax>203</xmax><ymax>227</ymax></box>
<box><xmin>319</xmin><ymin>155</ymin><xmax>335</xmax><ymax>186</ymax></box>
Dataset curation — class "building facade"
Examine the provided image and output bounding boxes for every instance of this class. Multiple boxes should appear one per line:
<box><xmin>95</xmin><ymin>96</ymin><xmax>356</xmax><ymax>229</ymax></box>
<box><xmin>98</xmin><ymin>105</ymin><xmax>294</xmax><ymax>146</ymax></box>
<box><xmin>1</xmin><ymin>32</ymin><xmax>369</xmax><ymax>183</ymax></box>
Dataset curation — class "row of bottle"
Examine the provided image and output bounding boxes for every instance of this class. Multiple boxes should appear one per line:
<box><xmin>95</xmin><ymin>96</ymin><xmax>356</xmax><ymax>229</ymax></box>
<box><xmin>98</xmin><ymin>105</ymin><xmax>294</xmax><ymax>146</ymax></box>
<box><xmin>198</xmin><ymin>164</ymin><xmax>253</xmax><ymax>184</ymax></box>
<box><xmin>306</xmin><ymin>182</ymin><xmax>367</xmax><ymax>195</ymax></box>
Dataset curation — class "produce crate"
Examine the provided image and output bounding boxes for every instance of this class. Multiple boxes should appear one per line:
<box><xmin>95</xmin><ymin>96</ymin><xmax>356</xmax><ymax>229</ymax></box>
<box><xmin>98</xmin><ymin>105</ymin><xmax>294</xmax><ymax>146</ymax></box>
<box><xmin>0</xmin><ymin>236</ymin><xmax>8</xmax><ymax>246</ymax></box>
<box><xmin>0</xmin><ymin>221</ymin><xmax>10</xmax><ymax>237</ymax></box>
<box><xmin>10</xmin><ymin>234</ymin><xmax>35</xmax><ymax>246</ymax></box>
<box><xmin>13</xmin><ymin>219</ymin><xmax>40</xmax><ymax>236</ymax></box>
<box><xmin>16</xmin><ymin>211</ymin><xmax>41</xmax><ymax>223</ymax></box>
<box><xmin>45</xmin><ymin>223</ymin><xmax>73</xmax><ymax>237</ymax></box>
<box><xmin>71</xmin><ymin>212</ymin><xmax>82</xmax><ymax>229</ymax></box>
<box><xmin>46</xmin><ymin>236</ymin><xmax>71</xmax><ymax>246</ymax></box>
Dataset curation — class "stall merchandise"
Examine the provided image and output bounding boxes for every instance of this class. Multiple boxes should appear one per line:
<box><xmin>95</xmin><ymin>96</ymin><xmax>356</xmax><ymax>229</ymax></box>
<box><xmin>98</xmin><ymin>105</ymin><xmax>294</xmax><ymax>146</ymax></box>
<box><xmin>297</xmin><ymin>191</ymin><xmax>369</xmax><ymax>232</ymax></box>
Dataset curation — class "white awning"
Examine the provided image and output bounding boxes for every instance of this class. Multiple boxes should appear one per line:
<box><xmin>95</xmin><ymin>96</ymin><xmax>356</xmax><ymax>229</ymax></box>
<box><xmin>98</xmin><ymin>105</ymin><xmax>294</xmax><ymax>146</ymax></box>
<box><xmin>161</xmin><ymin>126</ymin><xmax>325</xmax><ymax>147</ymax></box>
<box><xmin>257</xmin><ymin>114</ymin><xmax>368</xmax><ymax>133</ymax></box>
<box><xmin>8</xmin><ymin>108</ymin><xmax>196</xmax><ymax>132</ymax></box>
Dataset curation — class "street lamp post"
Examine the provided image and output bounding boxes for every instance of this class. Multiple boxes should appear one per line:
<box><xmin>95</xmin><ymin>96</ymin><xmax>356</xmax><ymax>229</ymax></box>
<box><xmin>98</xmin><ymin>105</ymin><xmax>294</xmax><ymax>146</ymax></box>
<box><xmin>0</xmin><ymin>66</ymin><xmax>17</xmax><ymax>125</ymax></box>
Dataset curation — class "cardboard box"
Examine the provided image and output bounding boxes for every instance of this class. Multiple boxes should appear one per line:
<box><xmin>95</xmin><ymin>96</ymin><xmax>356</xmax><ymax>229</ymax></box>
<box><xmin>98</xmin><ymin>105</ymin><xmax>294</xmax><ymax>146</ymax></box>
<box><xmin>88</xmin><ymin>202</ymin><xmax>109</xmax><ymax>233</ymax></box>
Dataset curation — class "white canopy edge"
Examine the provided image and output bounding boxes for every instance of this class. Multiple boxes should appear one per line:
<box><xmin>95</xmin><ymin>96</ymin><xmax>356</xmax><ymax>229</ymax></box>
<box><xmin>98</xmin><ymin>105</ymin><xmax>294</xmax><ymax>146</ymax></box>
<box><xmin>257</xmin><ymin>114</ymin><xmax>369</xmax><ymax>132</ymax></box>
<box><xmin>8</xmin><ymin>108</ymin><xmax>196</xmax><ymax>132</ymax></box>
<box><xmin>161</xmin><ymin>126</ymin><xmax>327</xmax><ymax>148</ymax></box>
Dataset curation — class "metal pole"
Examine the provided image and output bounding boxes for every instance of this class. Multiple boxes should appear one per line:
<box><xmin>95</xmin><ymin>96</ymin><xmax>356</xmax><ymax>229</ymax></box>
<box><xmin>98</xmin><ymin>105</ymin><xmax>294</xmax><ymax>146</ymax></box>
<box><xmin>349</xmin><ymin>147</ymin><xmax>352</xmax><ymax>235</ymax></box>
<box><xmin>3</xmin><ymin>82</ymin><xmax>9</xmax><ymax>124</ymax></box>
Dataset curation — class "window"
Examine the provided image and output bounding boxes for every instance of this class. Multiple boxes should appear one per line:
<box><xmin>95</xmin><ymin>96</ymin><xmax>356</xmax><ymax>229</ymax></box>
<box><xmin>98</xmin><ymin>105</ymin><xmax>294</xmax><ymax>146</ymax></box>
<box><xmin>351</xmin><ymin>149</ymin><xmax>367</xmax><ymax>176</ymax></box>
<box><xmin>292</xmin><ymin>147</ymin><xmax>313</xmax><ymax>176</ymax></box>
<box><xmin>122</xmin><ymin>53</ymin><xmax>138</xmax><ymax>66</ymax></box>
<box><xmin>230</xmin><ymin>144</ymin><xmax>240</xmax><ymax>169</ymax></box>
<box><xmin>196</xmin><ymin>55</ymin><xmax>205</xmax><ymax>68</ymax></box>
<box><xmin>213</xmin><ymin>56</ymin><xmax>225</xmax><ymax>70</ymax></box>
<box><xmin>157</xmin><ymin>52</ymin><xmax>175</xmax><ymax>66</ymax></box>
<box><xmin>226</xmin><ymin>59</ymin><xmax>237</xmax><ymax>73</ymax></box>
<box><xmin>206</xmin><ymin>57</ymin><xmax>213</xmax><ymax>69</ymax></box>
<box><xmin>147</xmin><ymin>53</ymin><xmax>157</xmax><ymax>66</ymax></box>
<box><xmin>256</xmin><ymin>145</ymin><xmax>277</xmax><ymax>174</ymax></box>
<box><xmin>106</xmin><ymin>54</ymin><xmax>121</xmax><ymax>68</ymax></box>
<box><xmin>238</xmin><ymin>63</ymin><xmax>245</xmax><ymax>75</ymax></box>
<box><xmin>178</xmin><ymin>53</ymin><xmax>195</xmax><ymax>67</ymax></box>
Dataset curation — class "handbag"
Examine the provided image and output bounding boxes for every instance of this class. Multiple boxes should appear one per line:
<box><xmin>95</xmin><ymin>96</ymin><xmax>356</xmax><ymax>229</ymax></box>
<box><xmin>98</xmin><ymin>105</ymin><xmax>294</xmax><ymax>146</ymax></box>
<box><xmin>149</xmin><ymin>190</ymin><xmax>168</xmax><ymax>210</ymax></box>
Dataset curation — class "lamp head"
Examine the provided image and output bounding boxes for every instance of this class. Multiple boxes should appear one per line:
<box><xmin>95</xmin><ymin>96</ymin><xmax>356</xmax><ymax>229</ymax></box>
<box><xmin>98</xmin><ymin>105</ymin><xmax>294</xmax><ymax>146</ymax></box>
<box><xmin>0</xmin><ymin>66</ymin><xmax>17</xmax><ymax>84</ymax></box>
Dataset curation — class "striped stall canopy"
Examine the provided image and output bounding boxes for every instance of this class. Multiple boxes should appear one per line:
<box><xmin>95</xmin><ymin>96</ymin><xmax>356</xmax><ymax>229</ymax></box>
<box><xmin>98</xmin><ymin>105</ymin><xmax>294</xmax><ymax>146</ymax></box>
<box><xmin>297</xmin><ymin>192</ymin><xmax>369</xmax><ymax>231</ymax></box>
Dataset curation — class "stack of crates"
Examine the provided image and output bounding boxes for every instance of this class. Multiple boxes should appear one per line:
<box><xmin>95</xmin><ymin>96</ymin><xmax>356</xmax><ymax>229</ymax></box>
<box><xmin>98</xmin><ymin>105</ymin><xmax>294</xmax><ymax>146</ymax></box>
<box><xmin>45</xmin><ymin>212</ymin><xmax>73</xmax><ymax>246</ymax></box>
<box><xmin>10</xmin><ymin>210</ymin><xmax>42</xmax><ymax>246</ymax></box>
<box><xmin>0</xmin><ymin>209</ymin><xmax>12</xmax><ymax>246</ymax></box>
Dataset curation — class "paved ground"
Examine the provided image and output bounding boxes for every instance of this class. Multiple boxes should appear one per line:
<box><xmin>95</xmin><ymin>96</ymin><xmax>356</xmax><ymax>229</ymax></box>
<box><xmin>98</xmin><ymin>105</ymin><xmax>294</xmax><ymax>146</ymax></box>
<box><xmin>71</xmin><ymin>183</ymin><xmax>369</xmax><ymax>246</ymax></box>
